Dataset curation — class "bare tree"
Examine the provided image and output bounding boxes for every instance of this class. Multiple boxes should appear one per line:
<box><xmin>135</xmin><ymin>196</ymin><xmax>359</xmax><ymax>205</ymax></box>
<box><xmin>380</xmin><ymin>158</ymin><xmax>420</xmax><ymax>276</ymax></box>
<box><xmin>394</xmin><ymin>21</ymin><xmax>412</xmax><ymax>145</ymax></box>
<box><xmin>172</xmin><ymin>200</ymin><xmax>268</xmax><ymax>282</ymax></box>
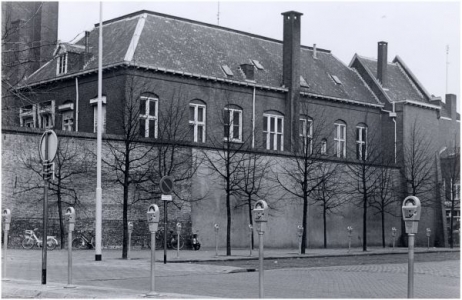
<box><xmin>14</xmin><ymin>136</ymin><xmax>92</xmax><ymax>248</ymax></box>
<box><xmin>276</xmin><ymin>104</ymin><xmax>330</xmax><ymax>253</ymax></box>
<box><xmin>200</xmin><ymin>97</ymin><xmax>251</xmax><ymax>255</ymax></box>
<box><xmin>310</xmin><ymin>162</ymin><xmax>347</xmax><ymax>248</ymax></box>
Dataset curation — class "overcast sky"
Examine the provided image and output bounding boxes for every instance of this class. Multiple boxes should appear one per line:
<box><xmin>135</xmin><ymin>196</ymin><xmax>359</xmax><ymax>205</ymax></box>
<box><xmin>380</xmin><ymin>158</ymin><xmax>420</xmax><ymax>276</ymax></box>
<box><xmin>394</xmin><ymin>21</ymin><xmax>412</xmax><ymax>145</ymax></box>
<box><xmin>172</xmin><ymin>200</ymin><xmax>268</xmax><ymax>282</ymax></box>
<box><xmin>58</xmin><ymin>1</ymin><xmax>460</xmax><ymax>105</ymax></box>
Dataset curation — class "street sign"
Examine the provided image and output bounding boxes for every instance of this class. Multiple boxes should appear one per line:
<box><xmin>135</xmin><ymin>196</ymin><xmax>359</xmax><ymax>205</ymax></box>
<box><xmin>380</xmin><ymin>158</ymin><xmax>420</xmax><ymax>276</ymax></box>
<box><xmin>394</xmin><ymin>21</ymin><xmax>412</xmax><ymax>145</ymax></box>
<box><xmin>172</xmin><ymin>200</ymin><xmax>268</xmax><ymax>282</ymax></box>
<box><xmin>39</xmin><ymin>130</ymin><xmax>58</xmax><ymax>163</ymax></box>
<box><xmin>161</xmin><ymin>194</ymin><xmax>172</xmax><ymax>201</ymax></box>
<box><xmin>159</xmin><ymin>176</ymin><xmax>174</xmax><ymax>195</ymax></box>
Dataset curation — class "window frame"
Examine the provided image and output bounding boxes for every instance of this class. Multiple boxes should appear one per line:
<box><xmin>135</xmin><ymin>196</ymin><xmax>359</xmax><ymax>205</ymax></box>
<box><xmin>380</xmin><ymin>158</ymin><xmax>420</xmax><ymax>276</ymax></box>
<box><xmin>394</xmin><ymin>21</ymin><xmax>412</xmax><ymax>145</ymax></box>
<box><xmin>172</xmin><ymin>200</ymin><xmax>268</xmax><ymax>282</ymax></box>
<box><xmin>263</xmin><ymin>113</ymin><xmax>284</xmax><ymax>151</ymax></box>
<box><xmin>334</xmin><ymin>121</ymin><xmax>346</xmax><ymax>158</ymax></box>
<box><xmin>223</xmin><ymin>107</ymin><xmax>243</xmax><ymax>143</ymax></box>
<box><xmin>299</xmin><ymin>117</ymin><xmax>313</xmax><ymax>154</ymax></box>
<box><xmin>139</xmin><ymin>96</ymin><xmax>158</xmax><ymax>138</ymax></box>
<box><xmin>62</xmin><ymin>110</ymin><xmax>74</xmax><ymax>131</ymax></box>
<box><xmin>56</xmin><ymin>53</ymin><xmax>68</xmax><ymax>75</ymax></box>
<box><xmin>356</xmin><ymin>124</ymin><xmax>367</xmax><ymax>161</ymax></box>
<box><xmin>38</xmin><ymin>101</ymin><xmax>55</xmax><ymax>129</ymax></box>
<box><xmin>90</xmin><ymin>96</ymin><xmax>107</xmax><ymax>134</ymax></box>
<box><xmin>321</xmin><ymin>139</ymin><xmax>327</xmax><ymax>155</ymax></box>
<box><xmin>189</xmin><ymin>102</ymin><xmax>206</xmax><ymax>143</ymax></box>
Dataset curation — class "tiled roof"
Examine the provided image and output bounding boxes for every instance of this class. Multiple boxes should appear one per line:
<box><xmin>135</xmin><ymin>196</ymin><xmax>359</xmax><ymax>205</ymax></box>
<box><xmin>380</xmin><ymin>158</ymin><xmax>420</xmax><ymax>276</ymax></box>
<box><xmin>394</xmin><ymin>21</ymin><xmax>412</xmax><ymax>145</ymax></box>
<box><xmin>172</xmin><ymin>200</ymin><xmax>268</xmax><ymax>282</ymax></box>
<box><xmin>24</xmin><ymin>11</ymin><xmax>378</xmax><ymax>105</ymax></box>
<box><xmin>356</xmin><ymin>56</ymin><xmax>428</xmax><ymax>103</ymax></box>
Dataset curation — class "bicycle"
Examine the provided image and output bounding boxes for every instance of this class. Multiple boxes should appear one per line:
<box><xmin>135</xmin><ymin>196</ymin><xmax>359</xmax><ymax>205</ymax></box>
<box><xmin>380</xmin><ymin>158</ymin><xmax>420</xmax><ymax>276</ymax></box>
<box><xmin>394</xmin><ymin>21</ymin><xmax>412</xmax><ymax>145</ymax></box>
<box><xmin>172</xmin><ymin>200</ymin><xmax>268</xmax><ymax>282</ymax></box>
<box><xmin>72</xmin><ymin>230</ymin><xmax>95</xmax><ymax>249</ymax></box>
<box><xmin>148</xmin><ymin>229</ymin><xmax>185</xmax><ymax>250</ymax></box>
<box><xmin>21</xmin><ymin>228</ymin><xmax>58</xmax><ymax>250</ymax></box>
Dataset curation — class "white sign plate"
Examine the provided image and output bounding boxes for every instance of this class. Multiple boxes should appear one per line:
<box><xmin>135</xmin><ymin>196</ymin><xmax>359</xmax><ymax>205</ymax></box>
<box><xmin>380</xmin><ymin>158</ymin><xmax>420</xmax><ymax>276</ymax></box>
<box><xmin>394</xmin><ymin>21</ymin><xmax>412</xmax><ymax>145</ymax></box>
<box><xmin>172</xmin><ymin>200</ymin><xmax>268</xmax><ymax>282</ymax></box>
<box><xmin>161</xmin><ymin>194</ymin><xmax>173</xmax><ymax>201</ymax></box>
<box><xmin>39</xmin><ymin>130</ymin><xmax>58</xmax><ymax>162</ymax></box>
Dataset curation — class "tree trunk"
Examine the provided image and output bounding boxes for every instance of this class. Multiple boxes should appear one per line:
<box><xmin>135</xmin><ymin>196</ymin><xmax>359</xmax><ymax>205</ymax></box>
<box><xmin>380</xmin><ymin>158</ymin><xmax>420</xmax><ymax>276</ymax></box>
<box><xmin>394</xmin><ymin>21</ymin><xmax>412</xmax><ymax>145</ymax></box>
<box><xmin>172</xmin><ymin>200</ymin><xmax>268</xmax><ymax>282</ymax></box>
<box><xmin>381</xmin><ymin>208</ymin><xmax>385</xmax><ymax>248</ymax></box>
<box><xmin>122</xmin><ymin>148</ymin><xmax>130</xmax><ymax>259</ymax></box>
<box><xmin>226</xmin><ymin>191</ymin><xmax>231</xmax><ymax>256</ymax></box>
<box><xmin>301</xmin><ymin>193</ymin><xmax>308</xmax><ymax>254</ymax></box>
<box><xmin>323</xmin><ymin>201</ymin><xmax>327</xmax><ymax>249</ymax></box>
<box><xmin>362</xmin><ymin>172</ymin><xmax>367</xmax><ymax>251</ymax></box>
<box><xmin>248</xmin><ymin>197</ymin><xmax>254</xmax><ymax>249</ymax></box>
<box><xmin>450</xmin><ymin>192</ymin><xmax>455</xmax><ymax>248</ymax></box>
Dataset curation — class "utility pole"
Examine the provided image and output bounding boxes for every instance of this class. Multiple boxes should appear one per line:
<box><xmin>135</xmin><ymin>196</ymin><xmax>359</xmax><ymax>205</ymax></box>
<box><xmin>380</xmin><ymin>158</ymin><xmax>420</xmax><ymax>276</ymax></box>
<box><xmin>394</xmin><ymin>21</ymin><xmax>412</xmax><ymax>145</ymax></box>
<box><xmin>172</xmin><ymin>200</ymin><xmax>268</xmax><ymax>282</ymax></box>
<box><xmin>445</xmin><ymin>45</ymin><xmax>449</xmax><ymax>95</ymax></box>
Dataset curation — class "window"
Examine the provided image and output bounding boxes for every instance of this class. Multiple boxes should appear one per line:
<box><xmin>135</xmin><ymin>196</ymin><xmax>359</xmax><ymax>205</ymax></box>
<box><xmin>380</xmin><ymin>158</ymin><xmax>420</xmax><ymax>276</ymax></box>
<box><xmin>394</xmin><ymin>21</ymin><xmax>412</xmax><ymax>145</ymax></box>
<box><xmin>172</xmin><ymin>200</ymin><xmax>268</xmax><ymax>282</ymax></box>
<box><xmin>221</xmin><ymin>65</ymin><xmax>234</xmax><ymax>77</ymax></box>
<box><xmin>321</xmin><ymin>139</ymin><xmax>327</xmax><ymax>155</ymax></box>
<box><xmin>224</xmin><ymin>107</ymin><xmax>242</xmax><ymax>142</ymax></box>
<box><xmin>20</xmin><ymin>104</ymin><xmax>36</xmax><ymax>128</ymax></box>
<box><xmin>334</xmin><ymin>121</ymin><xmax>346</xmax><ymax>158</ymax></box>
<box><xmin>91</xmin><ymin>97</ymin><xmax>107</xmax><ymax>133</ymax></box>
<box><xmin>139</xmin><ymin>96</ymin><xmax>158</xmax><ymax>138</ymax></box>
<box><xmin>451</xmin><ymin>180</ymin><xmax>460</xmax><ymax>201</ymax></box>
<box><xmin>331</xmin><ymin>74</ymin><xmax>342</xmax><ymax>85</ymax></box>
<box><xmin>263</xmin><ymin>113</ymin><xmax>284</xmax><ymax>151</ymax></box>
<box><xmin>251</xmin><ymin>60</ymin><xmax>264</xmax><ymax>70</ymax></box>
<box><xmin>189</xmin><ymin>102</ymin><xmax>206</xmax><ymax>143</ymax></box>
<box><xmin>299</xmin><ymin>117</ymin><xmax>312</xmax><ymax>154</ymax></box>
<box><xmin>356</xmin><ymin>124</ymin><xmax>367</xmax><ymax>160</ymax></box>
<box><xmin>62</xmin><ymin>111</ymin><xmax>74</xmax><ymax>131</ymax></box>
<box><xmin>38</xmin><ymin>101</ymin><xmax>55</xmax><ymax>129</ymax></box>
<box><xmin>56</xmin><ymin>53</ymin><xmax>68</xmax><ymax>75</ymax></box>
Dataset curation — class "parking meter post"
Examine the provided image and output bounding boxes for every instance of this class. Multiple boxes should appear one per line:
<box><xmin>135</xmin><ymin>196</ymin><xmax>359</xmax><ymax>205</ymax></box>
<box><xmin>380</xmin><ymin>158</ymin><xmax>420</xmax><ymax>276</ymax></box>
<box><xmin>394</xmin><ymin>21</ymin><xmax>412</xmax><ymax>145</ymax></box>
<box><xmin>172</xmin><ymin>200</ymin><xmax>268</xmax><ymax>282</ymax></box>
<box><xmin>2</xmin><ymin>209</ymin><xmax>11</xmax><ymax>281</ymax></box>
<box><xmin>249</xmin><ymin>224</ymin><xmax>253</xmax><ymax>257</ymax></box>
<box><xmin>176</xmin><ymin>223</ymin><xmax>181</xmax><ymax>259</ymax></box>
<box><xmin>2</xmin><ymin>228</ymin><xmax>7</xmax><ymax>280</ymax></box>
<box><xmin>146</xmin><ymin>204</ymin><xmax>160</xmax><ymax>297</ymax></box>
<box><xmin>259</xmin><ymin>231</ymin><xmax>264</xmax><ymax>298</ymax></box>
<box><xmin>402</xmin><ymin>196</ymin><xmax>421</xmax><ymax>299</ymax></box>
<box><xmin>408</xmin><ymin>233</ymin><xmax>415</xmax><ymax>298</ymax></box>
<box><xmin>64</xmin><ymin>207</ymin><xmax>76</xmax><ymax>288</ymax></box>
<box><xmin>164</xmin><ymin>201</ymin><xmax>167</xmax><ymax>264</ymax></box>
<box><xmin>128</xmin><ymin>231</ymin><xmax>132</xmax><ymax>259</ymax></box>
<box><xmin>253</xmin><ymin>200</ymin><xmax>268</xmax><ymax>299</ymax></box>
<box><xmin>42</xmin><ymin>179</ymin><xmax>49</xmax><ymax>285</ymax></box>
<box><xmin>214</xmin><ymin>224</ymin><xmax>219</xmax><ymax>257</ymax></box>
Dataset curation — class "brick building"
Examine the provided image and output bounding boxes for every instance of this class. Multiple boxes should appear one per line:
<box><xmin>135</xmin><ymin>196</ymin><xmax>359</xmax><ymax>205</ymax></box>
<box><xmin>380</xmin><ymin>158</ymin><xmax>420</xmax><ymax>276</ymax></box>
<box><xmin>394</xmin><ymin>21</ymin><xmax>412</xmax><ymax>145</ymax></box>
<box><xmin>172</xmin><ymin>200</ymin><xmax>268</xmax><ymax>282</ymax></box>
<box><xmin>2</xmin><ymin>10</ymin><xmax>459</xmax><ymax>248</ymax></box>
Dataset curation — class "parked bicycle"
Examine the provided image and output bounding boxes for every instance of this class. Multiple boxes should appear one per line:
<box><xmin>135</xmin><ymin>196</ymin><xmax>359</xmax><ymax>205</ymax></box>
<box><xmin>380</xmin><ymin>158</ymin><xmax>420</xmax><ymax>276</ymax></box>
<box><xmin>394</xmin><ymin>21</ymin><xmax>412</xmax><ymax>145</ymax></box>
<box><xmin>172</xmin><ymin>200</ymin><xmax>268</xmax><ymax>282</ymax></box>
<box><xmin>21</xmin><ymin>228</ymin><xmax>58</xmax><ymax>250</ymax></box>
<box><xmin>72</xmin><ymin>230</ymin><xmax>95</xmax><ymax>249</ymax></box>
<box><xmin>148</xmin><ymin>228</ymin><xmax>185</xmax><ymax>250</ymax></box>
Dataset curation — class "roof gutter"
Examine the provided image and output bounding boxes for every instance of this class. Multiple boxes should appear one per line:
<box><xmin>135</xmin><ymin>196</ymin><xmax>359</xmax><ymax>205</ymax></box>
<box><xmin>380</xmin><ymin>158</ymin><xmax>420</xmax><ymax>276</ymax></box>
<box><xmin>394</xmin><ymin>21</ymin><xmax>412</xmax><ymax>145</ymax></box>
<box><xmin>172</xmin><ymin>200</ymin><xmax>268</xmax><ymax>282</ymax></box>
<box><xmin>301</xmin><ymin>91</ymin><xmax>384</xmax><ymax>109</ymax></box>
<box><xmin>394</xmin><ymin>99</ymin><xmax>441</xmax><ymax>110</ymax></box>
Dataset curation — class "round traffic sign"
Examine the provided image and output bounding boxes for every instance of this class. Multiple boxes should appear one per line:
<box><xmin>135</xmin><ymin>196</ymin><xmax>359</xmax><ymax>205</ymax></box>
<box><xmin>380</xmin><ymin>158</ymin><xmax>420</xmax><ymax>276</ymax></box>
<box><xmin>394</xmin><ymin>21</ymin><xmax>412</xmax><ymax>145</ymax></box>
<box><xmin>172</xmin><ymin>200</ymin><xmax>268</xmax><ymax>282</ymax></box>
<box><xmin>39</xmin><ymin>130</ymin><xmax>58</xmax><ymax>162</ymax></box>
<box><xmin>159</xmin><ymin>176</ymin><xmax>174</xmax><ymax>195</ymax></box>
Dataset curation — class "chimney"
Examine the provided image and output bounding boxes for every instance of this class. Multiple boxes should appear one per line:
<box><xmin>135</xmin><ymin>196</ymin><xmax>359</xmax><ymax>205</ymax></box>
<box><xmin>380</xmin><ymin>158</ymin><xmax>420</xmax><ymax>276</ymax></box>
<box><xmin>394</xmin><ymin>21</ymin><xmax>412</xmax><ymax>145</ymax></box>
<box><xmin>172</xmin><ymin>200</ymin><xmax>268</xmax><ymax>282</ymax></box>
<box><xmin>313</xmin><ymin>44</ymin><xmax>317</xmax><ymax>59</ymax></box>
<box><xmin>281</xmin><ymin>11</ymin><xmax>303</xmax><ymax>152</ymax></box>
<box><xmin>84</xmin><ymin>31</ymin><xmax>90</xmax><ymax>53</ymax></box>
<box><xmin>241</xmin><ymin>63</ymin><xmax>255</xmax><ymax>81</ymax></box>
<box><xmin>445</xmin><ymin>94</ymin><xmax>457</xmax><ymax>120</ymax></box>
<box><xmin>377</xmin><ymin>41</ymin><xmax>388</xmax><ymax>87</ymax></box>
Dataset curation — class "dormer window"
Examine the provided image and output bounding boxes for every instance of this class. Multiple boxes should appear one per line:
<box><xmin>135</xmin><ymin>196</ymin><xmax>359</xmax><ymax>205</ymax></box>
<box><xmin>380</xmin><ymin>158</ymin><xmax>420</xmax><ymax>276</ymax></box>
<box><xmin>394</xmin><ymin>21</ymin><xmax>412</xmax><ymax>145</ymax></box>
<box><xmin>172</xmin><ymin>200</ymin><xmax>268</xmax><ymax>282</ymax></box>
<box><xmin>331</xmin><ymin>74</ymin><xmax>342</xmax><ymax>85</ymax></box>
<box><xmin>221</xmin><ymin>65</ymin><xmax>233</xmax><ymax>77</ymax></box>
<box><xmin>57</xmin><ymin>53</ymin><xmax>68</xmax><ymax>75</ymax></box>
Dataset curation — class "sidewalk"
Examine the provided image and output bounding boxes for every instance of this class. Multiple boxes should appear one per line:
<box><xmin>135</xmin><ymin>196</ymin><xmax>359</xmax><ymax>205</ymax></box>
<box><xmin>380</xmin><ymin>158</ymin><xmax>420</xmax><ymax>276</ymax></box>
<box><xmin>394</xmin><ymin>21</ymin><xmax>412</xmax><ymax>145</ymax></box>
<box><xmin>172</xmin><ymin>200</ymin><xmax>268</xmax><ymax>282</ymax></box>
<box><xmin>2</xmin><ymin>247</ymin><xmax>459</xmax><ymax>298</ymax></box>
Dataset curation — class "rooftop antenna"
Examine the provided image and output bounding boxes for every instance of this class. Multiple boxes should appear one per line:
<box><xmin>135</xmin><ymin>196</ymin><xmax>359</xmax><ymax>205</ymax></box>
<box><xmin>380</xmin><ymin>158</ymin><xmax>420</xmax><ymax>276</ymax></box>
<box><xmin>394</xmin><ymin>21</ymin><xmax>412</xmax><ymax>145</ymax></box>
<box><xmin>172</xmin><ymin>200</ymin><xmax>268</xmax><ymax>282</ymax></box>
<box><xmin>217</xmin><ymin>2</ymin><xmax>220</xmax><ymax>26</ymax></box>
<box><xmin>446</xmin><ymin>45</ymin><xmax>449</xmax><ymax>95</ymax></box>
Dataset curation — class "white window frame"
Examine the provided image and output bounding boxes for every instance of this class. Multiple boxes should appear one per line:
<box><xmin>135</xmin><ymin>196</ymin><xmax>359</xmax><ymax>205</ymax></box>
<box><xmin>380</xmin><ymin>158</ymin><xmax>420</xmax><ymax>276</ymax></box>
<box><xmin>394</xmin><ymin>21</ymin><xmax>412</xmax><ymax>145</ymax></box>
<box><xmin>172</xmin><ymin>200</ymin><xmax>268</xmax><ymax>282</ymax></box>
<box><xmin>38</xmin><ymin>101</ymin><xmax>55</xmax><ymax>129</ymax></box>
<box><xmin>56</xmin><ymin>53</ymin><xmax>68</xmax><ymax>75</ymax></box>
<box><xmin>334</xmin><ymin>121</ymin><xmax>346</xmax><ymax>158</ymax></box>
<box><xmin>189</xmin><ymin>103</ymin><xmax>206</xmax><ymax>143</ymax></box>
<box><xmin>139</xmin><ymin>96</ymin><xmax>158</xmax><ymax>138</ymax></box>
<box><xmin>20</xmin><ymin>104</ymin><xmax>36</xmax><ymax>128</ymax></box>
<box><xmin>300</xmin><ymin>118</ymin><xmax>313</xmax><ymax>154</ymax></box>
<box><xmin>263</xmin><ymin>113</ymin><xmax>284</xmax><ymax>151</ymax></box>
<box><xmin>91</xmin><ymin>96</ymin><xmax>107</xmax><ymax>133</ymax></box>
<box><xmin>356</xmin><ymin>125</ymin><xmax>367</xmax><ymax>160</ymax></box>
<box><xmin>62</xmin><ymin>110</ymin><xmax>74</xmax><ymax>131</ymax></box>
<box><xmin>321</xmin><ymin>139</ymin><xmax>327</xmax><ymax>155</ymax></box>
<box><xmin>224</xmin><ymin>107</ymin><xmax>243</xmax><ymax>142</ymax></box>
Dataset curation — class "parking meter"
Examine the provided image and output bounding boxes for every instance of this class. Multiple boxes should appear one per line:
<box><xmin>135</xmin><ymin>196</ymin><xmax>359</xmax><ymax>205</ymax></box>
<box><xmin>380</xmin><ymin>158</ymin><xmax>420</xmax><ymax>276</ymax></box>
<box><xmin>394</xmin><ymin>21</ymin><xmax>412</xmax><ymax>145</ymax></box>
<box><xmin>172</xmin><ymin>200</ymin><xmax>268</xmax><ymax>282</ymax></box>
<box><xmin>214</xmin><ymin>224</ymin><xmax>219</xmax><ymax>232</ymax></box>
<box><xmin>392</xmin><ymin>227</ymin><xmax>397</xmax><ymax>237</ymax></box>
<box><xmin>128</xmin><ymin>222</ymin><xmax>134</xmax><ymax>234</ymax></box>
<box><xmin>426</xmin><ymin>228</ymin><xmax>431</xmax><ymax>237</ymax></box>
<box><xmin>176</xmin><ymin>222</ymin><xmax>181</xmax><ymax>233</ymax></box>
<box><xmin>65</xmin><ymin>207</ymin><xmax>75</xmax><ymax>232</ymax></box>
<box><xmin>347</xmin><ymin>226</ymin><xmax>353</xmax><ymax>237</ymax></box>
<box><xmin>2</xmin><ymin>209</ymin><xmax>11</xmax><ymax>231</ymax></box>
<box><xmin>402</xmin><ymin>196</ymin><xmax>421</xmax><ymax>234</ymax></box>
<box><xmin>253</xmin><ymin>200</ymin><xmax>268</xmax><ymax>233</ymax></box>
<box><xmin>147</xmin><ymin>204</ymin><xmax>160</xmax><ymax>233</ymax></box>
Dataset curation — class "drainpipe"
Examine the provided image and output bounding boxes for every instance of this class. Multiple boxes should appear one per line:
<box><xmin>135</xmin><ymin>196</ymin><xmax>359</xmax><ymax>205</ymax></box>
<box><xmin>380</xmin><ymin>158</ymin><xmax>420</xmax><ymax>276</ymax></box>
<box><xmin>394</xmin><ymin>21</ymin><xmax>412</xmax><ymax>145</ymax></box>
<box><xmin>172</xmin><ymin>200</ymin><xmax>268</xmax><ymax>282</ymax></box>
<box><xmin>392</xmin><ymin>102</ymin><xmax>397</xmax><ymax>164</ymax></box>
<box><xmin>75</xmin><ymin>77</ymin><xmax>79</xmax><ymax>131</ymax></box>
<box><xmin>252</xmin><ymin>85</ymin><xmax>256</xmax><ymax>148</ymax></box>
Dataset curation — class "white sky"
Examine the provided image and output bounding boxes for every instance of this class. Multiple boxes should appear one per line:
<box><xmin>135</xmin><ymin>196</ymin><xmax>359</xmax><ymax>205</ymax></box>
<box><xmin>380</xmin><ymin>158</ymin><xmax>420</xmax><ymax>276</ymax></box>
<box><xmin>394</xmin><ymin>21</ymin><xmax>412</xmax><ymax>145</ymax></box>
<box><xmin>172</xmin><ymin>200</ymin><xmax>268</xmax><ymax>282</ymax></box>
<box><xmin>58</xmin><ymin>1</ymin><xmax>460</xmax><ymax>106</ymax></box>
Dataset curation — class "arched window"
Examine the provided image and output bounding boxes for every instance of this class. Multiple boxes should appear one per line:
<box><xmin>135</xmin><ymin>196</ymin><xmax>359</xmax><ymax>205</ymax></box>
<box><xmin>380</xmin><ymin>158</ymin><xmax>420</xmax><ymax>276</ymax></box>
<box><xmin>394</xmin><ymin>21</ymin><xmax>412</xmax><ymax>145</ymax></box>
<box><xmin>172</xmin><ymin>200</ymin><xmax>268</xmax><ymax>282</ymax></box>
<box><xmin>356</xmin><ymin>123</ymin><xmax>367</xmax><ymax>160</ymax></box>
<box><xmin>299</xmin><ymin>116</ymin><xmax>313</xmax><ymax>154</ymax></box>
<box><xmin>224</xmin><ymin>105</ymin><xmax>243</xmax><ymax>142</ymax></box>
<box><xmin>334</xmin><ymin>120</ymin><xmax>346</xmax><ymax>158</ymax></box>
<box><xmin>263</xmin><ymin>111</ymin><xmax>284</xmax><ymax>151</ymax></box>
<box><xmin>189</xmin><ymin>100</ymin><xmax>206</xmax><ymax>143</ymax></box>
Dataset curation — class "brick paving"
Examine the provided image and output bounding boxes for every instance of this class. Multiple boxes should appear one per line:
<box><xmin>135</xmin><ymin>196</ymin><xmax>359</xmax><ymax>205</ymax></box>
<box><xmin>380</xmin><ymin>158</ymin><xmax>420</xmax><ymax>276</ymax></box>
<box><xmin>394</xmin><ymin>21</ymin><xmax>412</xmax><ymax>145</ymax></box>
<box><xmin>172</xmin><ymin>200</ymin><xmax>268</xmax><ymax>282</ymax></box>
<box><xmin>2</xmin><ymin>248</ymin><xmax>460</xmax><ymax>298</ymax></box>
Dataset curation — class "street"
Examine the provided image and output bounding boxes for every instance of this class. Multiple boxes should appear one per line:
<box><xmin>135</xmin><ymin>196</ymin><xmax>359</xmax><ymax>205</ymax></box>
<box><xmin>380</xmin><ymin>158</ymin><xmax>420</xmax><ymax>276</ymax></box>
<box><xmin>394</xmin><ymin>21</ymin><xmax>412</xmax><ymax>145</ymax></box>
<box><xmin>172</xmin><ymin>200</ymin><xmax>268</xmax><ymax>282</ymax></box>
<box><xmin>2</xmin><ymin>249</ymin><xmax>459</xmax><ymax>298</ymax></box>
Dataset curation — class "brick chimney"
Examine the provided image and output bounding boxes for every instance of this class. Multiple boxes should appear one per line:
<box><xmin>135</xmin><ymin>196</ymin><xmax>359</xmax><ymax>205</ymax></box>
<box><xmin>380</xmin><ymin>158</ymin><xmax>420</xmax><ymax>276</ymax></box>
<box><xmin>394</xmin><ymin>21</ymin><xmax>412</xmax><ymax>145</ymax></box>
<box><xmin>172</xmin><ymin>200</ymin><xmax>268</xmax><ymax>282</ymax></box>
<box><xmin>445</xmin><ymin>94</ymin><xmax>457</xmax><ymax>120</ymax></box>
<box><xmin>377</xmin><ymin>41</ymin><xmax>388</xmax><ymax>87</ymax></box>
<box><xmin>85</xmin><ymin>31</ymin><xmax>90</xmax><ymax>53</ymax></box>
<box><xmin>282</xmin><ymin>11</ymin><xmax>303</xmax><ymax>152</ymax></box>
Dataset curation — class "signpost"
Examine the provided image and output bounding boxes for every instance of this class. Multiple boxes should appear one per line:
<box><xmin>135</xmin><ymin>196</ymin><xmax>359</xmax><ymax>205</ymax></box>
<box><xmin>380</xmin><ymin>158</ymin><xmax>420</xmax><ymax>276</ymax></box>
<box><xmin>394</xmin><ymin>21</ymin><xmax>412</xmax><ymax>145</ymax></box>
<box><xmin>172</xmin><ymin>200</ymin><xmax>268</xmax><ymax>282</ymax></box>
<box><xmin>159</xmin><ymin>176</ymin><xmax>174</xmax><ymax>264</ymax></box>
<box><xmin>39</xmin><ymin>130</ymin><xmax>58</xmax><ymax>285</ymax></box>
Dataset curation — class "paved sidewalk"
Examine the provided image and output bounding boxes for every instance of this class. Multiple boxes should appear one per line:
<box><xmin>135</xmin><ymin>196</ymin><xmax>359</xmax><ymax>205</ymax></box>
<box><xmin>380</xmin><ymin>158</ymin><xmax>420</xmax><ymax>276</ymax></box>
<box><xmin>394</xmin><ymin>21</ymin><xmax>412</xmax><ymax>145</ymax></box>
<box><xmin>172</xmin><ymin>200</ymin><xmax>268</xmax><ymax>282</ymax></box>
<box><xmin>2</xmin><ymin>247</ymin><xmax>459</xmax><ymax>298</ymax></box>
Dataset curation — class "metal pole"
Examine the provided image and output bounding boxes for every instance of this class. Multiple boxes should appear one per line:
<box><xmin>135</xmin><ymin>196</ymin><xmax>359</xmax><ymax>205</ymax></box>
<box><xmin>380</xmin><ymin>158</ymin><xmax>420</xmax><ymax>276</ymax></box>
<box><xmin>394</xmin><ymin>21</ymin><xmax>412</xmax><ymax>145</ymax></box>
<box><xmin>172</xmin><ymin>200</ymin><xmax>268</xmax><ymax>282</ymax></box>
<box><xmin>3</xmin><ymin>229</ymin><xmax>8</xmax><ymax>279</ymax></box>
<box><xmin>298</xmin><ymin>235</ymin><xmax>302</xmax><ymax>255</ymax></box>
<box><xmin>393</xmin><ymin>236</ymin><xmax>395</xmax><ymax>250</ymax></box>
<box><xmin>348</xmin><ymin>236</ymin><xmax>351</xmax><ymax>253</ymax></box>
<box><xmin>128</xmin><ymin>231</ymin><xmax>131</xmax><ymax>259</ymax></box>
<box><xmin>163</xmin><ymin>201</ymin><xmax>167</xmax><ymax>264</ymax></box>
<box><xmin>258</xmin><ymin>232</ymin><xmax>264</xmax><ymax>298</ymax></box>
<box><xmin>249</xmin><ymin>229</ymin><xmax>252</xmax><ymax>257</ymax></box>
<box><xmin>177</xmin><ymin>232</ymin><xmax>180</xmax><ymax>258</ymax></box>
<box><xmin>408</xmin><ymin>234</ymin><xmax>415</xmax><ymax>298</ymax></box>
<box><xmin>95</xmin><ymin>0</ymin><xmax>103</xmax><ymax>262</ymax></box>
<box><xmin>147</xmin><ymin>231</ymin><xmax>157</xmax><ymax>296</ymax></box>
<box><xmin>42</xmin><ymin>180</ymin><xmax>48</xmax><ymax>284</ymax></box>
<box><xmin>65</xmin><ymin>230</ymin><xmax>75</xmax><ymax>288</ymax></box>
<box><xmin>427</xmin><ymin>236</ymin><xmax>429</xmax><ymax>250</ymax></box>
<box><xmin>215</xmin><ymin>230</ymin><xmax>218</xmax><ymax>257</ymax></box>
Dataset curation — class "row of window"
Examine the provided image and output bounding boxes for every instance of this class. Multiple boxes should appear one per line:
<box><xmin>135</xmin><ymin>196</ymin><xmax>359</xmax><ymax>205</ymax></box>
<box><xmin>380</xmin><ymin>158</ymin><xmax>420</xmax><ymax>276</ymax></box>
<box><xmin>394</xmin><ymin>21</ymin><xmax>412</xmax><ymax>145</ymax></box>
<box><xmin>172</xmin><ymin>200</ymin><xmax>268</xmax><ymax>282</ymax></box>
<box><xmin>20</xmin><ymin>97</ymin><xmax>368</xmax><ymax>160</ymax></box>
